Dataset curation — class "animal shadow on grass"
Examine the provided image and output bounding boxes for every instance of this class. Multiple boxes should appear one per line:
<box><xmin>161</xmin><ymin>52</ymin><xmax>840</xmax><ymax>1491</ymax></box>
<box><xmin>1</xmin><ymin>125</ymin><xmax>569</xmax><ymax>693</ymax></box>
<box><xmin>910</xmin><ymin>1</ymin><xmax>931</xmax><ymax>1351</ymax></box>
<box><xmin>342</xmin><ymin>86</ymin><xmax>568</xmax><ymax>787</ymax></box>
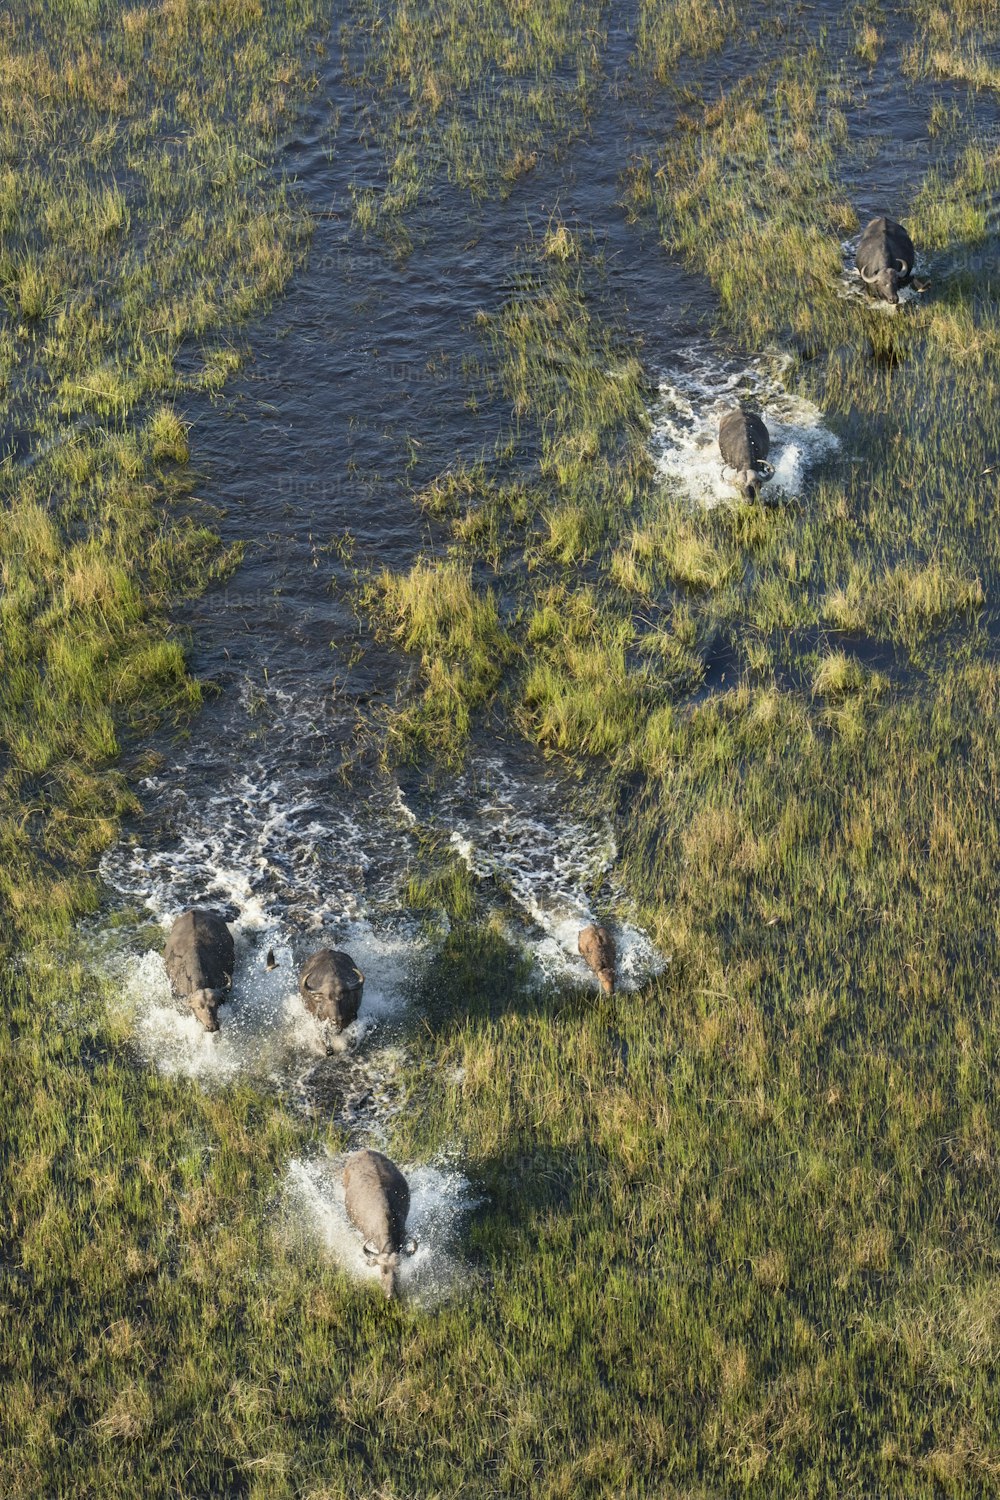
<box><xmin>464</xmin><ymin>1141</ymin><xmax>596</xmax><ymax>1278</ymax></box>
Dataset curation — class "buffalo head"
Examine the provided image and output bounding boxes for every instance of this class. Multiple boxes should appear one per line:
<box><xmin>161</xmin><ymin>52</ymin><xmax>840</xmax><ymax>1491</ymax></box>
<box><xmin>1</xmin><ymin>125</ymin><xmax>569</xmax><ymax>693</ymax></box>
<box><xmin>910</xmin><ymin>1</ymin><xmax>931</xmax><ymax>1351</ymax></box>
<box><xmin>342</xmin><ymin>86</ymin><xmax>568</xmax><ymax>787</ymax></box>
<box><xmin>860</xmin><ymin>260</ymin><xmax>907</xmax><ymax>305</ymax></box>
<box><xmin>363</xmin><ymin>1236</ymin><xmax>418</xmax><ymax>1300</ymax></box>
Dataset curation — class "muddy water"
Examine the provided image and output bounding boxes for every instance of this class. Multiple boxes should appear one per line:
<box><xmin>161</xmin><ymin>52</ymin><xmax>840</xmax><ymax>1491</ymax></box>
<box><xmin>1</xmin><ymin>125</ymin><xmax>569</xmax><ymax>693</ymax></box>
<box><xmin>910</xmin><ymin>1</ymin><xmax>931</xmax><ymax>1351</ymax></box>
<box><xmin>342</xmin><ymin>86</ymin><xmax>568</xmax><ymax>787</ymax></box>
<box><xmin>95</xmin><ymin>4</ymin><xmax>999</xmax><ymax>1282</ymax></box>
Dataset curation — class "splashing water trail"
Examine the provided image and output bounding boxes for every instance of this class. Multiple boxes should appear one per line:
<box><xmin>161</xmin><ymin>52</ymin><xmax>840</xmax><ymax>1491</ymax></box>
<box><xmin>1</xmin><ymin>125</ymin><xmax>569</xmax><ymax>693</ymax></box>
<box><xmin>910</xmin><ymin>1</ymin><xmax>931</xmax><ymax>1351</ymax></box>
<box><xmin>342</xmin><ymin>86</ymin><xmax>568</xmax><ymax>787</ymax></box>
<box><xmin>402</xmin><ymin>755</ymin><xmax>666</xmax><ymax>990</ymax></box>
<box><xmin>110</xmin><ymin>911</ymin><xmax>422</xmax><ymax>1086</ymax></box>
<box><xmin>652</xmin><ymin>349</ymin><xmax>839</xmax><ymax>507</ymax></box>
<box><xmin>98</xmin><ymin>680</ymin><xmax>423</xmax><ymax>1085</ymax></box>
<box><xmin>284</xmin><ymin>1154</ymin><xmax>480</xmax><ymax>1304</ymax></box>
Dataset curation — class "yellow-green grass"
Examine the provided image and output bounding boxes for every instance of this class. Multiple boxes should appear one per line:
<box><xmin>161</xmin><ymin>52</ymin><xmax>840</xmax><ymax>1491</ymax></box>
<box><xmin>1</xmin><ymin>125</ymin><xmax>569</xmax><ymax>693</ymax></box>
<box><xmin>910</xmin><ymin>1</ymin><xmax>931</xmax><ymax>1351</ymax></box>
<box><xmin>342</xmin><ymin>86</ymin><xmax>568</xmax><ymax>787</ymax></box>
<box><xmin>904</xmin><ymin>0</ymin><xmax>1000</xmax><ymax>91</ymax></box>
<box><xmin>369</xmin><ymin>557</ymin><xmax>512</xmax><ymax>762</ymax></box>
<box><xmin>7</xmin><ymin>5</ymin><xmax>1000</xmax><ymax>1497</ymax></box>
<box><xmin>646</xmin><ymin>58</ymin><xmax>861</xmax><ymax>350</ymax></box>
<box><xmin>352</xmin><ymin>25</ymin><xmax>1000</xmax><ymax>1488</ymax></box>
<box><xmin>0</xmin><ymin>0</ymin><xmax>324</xmax><ymax>947</ymax></box>
<box><xmin>636</xmin><ymin>0</ymin><xmax>738</xmax><ymax>80</ymax></box>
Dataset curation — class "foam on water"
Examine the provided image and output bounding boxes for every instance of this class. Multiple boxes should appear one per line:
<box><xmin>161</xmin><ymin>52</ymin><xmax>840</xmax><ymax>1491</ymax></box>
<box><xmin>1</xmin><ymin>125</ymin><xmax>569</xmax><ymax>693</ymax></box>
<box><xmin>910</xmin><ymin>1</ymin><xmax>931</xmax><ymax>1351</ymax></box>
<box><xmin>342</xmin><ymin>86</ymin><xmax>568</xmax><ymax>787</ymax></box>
<box><xmin>97</xmin><ymin>666</ymin><xmax>428</xmax><ymax>1083</ymax></box>
<box><xmin>284</xmin><ymin>1153</ymin><xmax>480</xmax><ymax>1304</ymax></box>
<box><xmin>100</xmin><ymin>668</ymin><xmax>419</xmax><ymax>936</ymax></box>
<box><xmin>297</xmin><ymin>1041</ymin><xmax>411</xmax><ymax>1131</ymax></box>
<box><xmin>403</xmin><ymin>756</ymin><xmax>665</xmax><ymax>991</ymax></box>
<box><xmin>337</xmin><ymin>919</ymin><xmax>421</xmax><ymax>1035</ymax></box>
<box><xmin>100</xmin><ymin>768</ymin><xmax>381</xmax><ymax>933</ymax></box>
<box><xmin>652</xmin><ymin>349</ymin><xmax>839</xmax><ymax>508</ymax></box>
<box><xmin>112</xmin><ymin>913</ymin><xmax>422</xmax><ymax>1084</ymax></box>
<box><xmin>115</xmin><ymin>937</ymin><xmax>313</xmax><ymax>1085</ymax></box>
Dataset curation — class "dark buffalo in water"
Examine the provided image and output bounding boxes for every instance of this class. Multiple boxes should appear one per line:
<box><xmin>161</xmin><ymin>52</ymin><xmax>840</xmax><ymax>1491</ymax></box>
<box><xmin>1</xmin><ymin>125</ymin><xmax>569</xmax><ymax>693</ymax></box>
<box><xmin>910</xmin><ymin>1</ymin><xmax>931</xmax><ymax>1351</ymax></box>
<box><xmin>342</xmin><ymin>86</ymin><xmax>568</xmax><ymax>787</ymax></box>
<box><xmin>855</xmin><ymin>216</ymin><xmax>915</xmax><ymax>304</ymax></box>
<box><xmin>163</xmin><ymin>908</ymin><xmax>234</xmax><ymax>1032</ymax></box>
<box><xmin>298</xmin><ymin>947</ymin><xmax>364</xmax><ymax>1037</ymax></box>
<box><xmin>579</xmin><ymin>923</ymin><xmax>616</xmax><ymax>996</ymax></box>
<box><xmin>719</xmin><ymin>408</ymin><xmax>772</xmax><ymax>501</ymax></box>
<box><xmin>343</xmin><ymin>1148</ymin><xmax>416</xmax><ymax>1299</ymax></box>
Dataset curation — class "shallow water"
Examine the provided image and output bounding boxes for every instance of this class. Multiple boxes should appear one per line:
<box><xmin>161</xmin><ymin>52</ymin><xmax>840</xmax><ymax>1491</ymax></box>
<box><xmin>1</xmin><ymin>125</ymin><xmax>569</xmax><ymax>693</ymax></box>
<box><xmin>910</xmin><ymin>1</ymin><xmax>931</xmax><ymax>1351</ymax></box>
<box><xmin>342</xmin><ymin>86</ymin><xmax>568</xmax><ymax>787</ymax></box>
<box><xmin>87</xmin><ymin>2</ymin><xmax>1000</xmax><ymax>1290</ymax></box>
<box><xmin>652</xmin><ymin>349</ymin><xmax>840</xmax><ymax>508</ymax></box>
<box><xmin>110</xmin><ymin>916</ymin><xmax>422</xmax><ymax>1087</ymax></box>
<box><xmin>401</xmin><ymin>751</ymin><xmax>665</xmax><ymax>990</ymax></box>
<box><xmin>284</xmin><ymin>1153</ymin><xmax>480</xmax><ymax>1304</ymax></box>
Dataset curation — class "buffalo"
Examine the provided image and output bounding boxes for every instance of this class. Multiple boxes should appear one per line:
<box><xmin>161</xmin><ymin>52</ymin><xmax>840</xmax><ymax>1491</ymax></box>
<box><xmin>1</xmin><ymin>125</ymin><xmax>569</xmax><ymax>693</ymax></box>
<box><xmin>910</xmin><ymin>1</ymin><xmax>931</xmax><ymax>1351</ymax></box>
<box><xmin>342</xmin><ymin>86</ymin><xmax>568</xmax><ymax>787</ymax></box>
<box><xmin>343</xmin><ymin>1148</ymin><xmax>416</xmax><ymax>1299</ymax></box>
<box><xmin>163</xmin><ymin>908</ymin><xmax>234</xmax><ymax>1032</ymax></box>
<box><xmin>298</xmin><ymin>947</ymin><xmax>364</xmax><ymax>1045</ymax></box>
<box><xmin>855</xmin><ymin>216</ymin><xmax>915</xmax><ymax>305</ymax></box>
<box><xmin>719</xmin><ymin>408</ymin><xmax>772</xmax><ymax>501</ymax></box>
<box><xmin>579</xmin><ymin>923</ymin><xmax>616</xmax><ymax>997</ymax></box>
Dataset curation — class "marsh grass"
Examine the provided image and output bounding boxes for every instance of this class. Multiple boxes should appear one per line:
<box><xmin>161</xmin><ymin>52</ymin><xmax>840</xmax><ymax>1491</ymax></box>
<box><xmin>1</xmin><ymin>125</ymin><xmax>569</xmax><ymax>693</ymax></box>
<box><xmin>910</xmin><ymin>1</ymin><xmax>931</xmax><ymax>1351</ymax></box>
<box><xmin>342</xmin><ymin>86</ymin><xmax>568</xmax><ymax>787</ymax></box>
<box><xmin>343</xmin><ymin>0</ymin><xmax>606</xmax><ymax>227</ymax></box>
<box><xmin>0</xmin><ymin>0</ymin><xmax>322</xmax><ymax>946</ymax></box>
<box><xmin>637</xmin><ymin>0</ymin><xmax>739</xmax><ymax>79</ymax></box>
<box><xmin>371</xmin><ymin>558</ymin><xmax>512</xmax><ymax>761</ymax></box>
<box><xmin>353</xmin><ymin>21</ymin><xmax>1000</xmax><ymax>1488</ymax></box>
<box><xmin>649</xmin><ymin>59</ymin><xmax>860</xmax><ymax>348</ymax></box>
<box><xmin>825</xmin><ymin>559</ymin><xmax>984</xmax><ymax>649</ymax></box>
<box><xmin>8</xmin><ymin>4</ymin><xmax>1000</xmax><ymax>1497</ymax></box>
<box><xmin>0</xmin><ymin>8</ymin><xmax>332</xmax><ymax>1487</ymax></box>
<box><xmin>904</xmin><ymin>0</ymin><xmax>1000</xmax><ymax>91</ymax></box>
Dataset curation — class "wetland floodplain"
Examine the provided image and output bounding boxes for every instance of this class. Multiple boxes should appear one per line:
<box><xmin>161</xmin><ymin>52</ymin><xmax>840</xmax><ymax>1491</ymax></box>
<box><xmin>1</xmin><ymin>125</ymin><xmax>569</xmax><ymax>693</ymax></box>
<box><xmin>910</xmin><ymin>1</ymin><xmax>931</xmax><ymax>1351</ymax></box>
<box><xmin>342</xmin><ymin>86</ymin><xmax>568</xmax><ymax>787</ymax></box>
<box><xmin>3</xmin><ymin>2</ymin><xmax>1000</xmax><ymax>1496</ymax></box>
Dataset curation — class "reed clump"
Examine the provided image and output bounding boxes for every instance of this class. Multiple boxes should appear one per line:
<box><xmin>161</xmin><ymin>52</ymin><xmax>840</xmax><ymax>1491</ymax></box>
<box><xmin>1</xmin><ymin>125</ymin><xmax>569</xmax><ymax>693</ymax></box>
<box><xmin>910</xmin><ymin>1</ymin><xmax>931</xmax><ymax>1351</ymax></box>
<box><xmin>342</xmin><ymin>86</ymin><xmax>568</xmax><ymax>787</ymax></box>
<box><xmin>636</xmin><ymin>0</ymin><xmax>738</xmax><ymax>79</ymax></box>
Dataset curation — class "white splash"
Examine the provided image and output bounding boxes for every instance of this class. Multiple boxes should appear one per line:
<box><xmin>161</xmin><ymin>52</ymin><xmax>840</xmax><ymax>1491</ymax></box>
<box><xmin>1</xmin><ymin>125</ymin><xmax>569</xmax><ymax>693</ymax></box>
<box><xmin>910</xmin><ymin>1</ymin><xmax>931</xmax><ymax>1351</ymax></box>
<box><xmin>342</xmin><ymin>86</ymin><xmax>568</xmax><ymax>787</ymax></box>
<box><xmin>402</xmin><ymin>756</ymin><xmax>665</xmax><ymax>992</ymax></box>
<box><xmin>100</xmin><ymin>769</ymin><xmax>378</xmax><ymax>934</ymax></box>
<box><xmin>112</xmin><ymin>911</ymin><xmax>423</xmax><ymax>1084</ymax></box>
<box><xmin>114</xmin><ymin>934</ymin><xmax>313</xmax><ymax>1085</ymax></box>
<box><xmin>652</xmin><ymin>349</ymin><xmax>839</xmax><ymax>507</ymax></box>
<box><xmin>336</xmin><ymin>918</ymin><xmax>421</xmax><ymax>1036</ymax></box>
<box><xmin>284</xmin><ymin>1154</ymin><xmax>480</xmax><ymax>1304</ymax></box>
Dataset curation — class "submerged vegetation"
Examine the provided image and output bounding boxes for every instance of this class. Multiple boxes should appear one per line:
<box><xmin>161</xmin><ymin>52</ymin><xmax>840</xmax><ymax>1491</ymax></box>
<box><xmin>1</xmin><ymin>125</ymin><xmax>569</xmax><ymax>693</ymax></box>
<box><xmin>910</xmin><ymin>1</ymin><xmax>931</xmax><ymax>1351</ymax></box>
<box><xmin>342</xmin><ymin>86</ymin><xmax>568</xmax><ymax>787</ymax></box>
<box><xmin>0</xmin><ymin>0</ymin><xmax>324</xmax><ymax>945</ymax></box>
<box><xmin>4</xmin><ymin>0</ymin><xmax>1000</xmax><ymax>1496</ymax></box>
<box><xmin>343</xmin><ymin>0</ymin><xmax>606</xmax><ymax>238</ymax></box>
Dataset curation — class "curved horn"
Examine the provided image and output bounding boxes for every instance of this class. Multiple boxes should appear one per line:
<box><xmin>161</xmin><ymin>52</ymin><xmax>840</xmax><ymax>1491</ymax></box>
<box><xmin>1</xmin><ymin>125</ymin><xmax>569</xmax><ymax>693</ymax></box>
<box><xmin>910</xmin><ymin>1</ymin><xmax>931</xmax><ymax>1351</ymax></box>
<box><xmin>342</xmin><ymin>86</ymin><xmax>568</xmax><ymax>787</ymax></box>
<box><xmin>362</xmin><ymin>1241</ymin><xmax>379</xmax><ymax>1262</ymax></box>
<box><xmin>896</xmin><ymin>259</ymin><xmax>909</xmax><ymax>276</ymax></box>
<box><xmin>859</xmin><ymin>266</ymin><xmax>880</xmax><ymax>285</ymax></box>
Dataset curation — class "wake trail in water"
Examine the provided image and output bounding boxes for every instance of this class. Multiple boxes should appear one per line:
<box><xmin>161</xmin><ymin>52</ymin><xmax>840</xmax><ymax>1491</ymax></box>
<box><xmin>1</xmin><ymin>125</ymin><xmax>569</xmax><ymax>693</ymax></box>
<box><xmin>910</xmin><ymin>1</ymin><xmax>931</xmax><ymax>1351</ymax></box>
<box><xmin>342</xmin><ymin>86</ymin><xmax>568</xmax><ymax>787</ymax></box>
<box><xmin>96</xmin><ymin>702</ymin><xmax>663</xmax><ymax>1298</ymax></box>
<box><xmin>400</xmin><ymin>754</ymin><xmax>666</xmax><ymax>991</ymax></box>
<box><xmin>652</xmin><ymin>348</ymin><xmax>839</xmax><ymax>507</ymax></box>
<box><xmin>98</xmin><ymin>676</ymin><xmax>424</xmax><ymax>1086</ymax></box>
<box><xmin>284</xmin><ymin>1154</ymin><xmax>480</xmax><ymax>1305</ymax></box>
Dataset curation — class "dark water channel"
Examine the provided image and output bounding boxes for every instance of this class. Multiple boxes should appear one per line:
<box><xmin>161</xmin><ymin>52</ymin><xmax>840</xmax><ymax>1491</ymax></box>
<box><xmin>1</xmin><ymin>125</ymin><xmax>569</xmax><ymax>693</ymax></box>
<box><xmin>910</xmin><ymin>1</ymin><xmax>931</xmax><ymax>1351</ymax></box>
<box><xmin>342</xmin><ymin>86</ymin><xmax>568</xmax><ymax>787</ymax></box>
<box><xmin>97</xmin><ymin>2</ymin><xmax>998</xmax><ymax>1125</ymax></box>
<box><xmin>100</xmin><ymin>9</ymin><xmax>715</xmax><ymax>984</ymax></box>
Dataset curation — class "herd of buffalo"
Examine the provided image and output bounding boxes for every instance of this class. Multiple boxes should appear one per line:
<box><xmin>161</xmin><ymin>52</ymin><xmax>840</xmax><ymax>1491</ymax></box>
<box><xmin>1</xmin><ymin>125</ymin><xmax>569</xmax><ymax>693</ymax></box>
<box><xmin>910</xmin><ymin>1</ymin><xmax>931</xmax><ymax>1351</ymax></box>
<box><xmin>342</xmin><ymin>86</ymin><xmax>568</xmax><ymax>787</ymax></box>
<box><xmin>155</xmin><ymin>215</ymin><xmax>913</xmax><ymax>1295</ymax></box>
<box><xmin>162</xmin><ymin>903</ymin><xmax>617</xmax><ymax>1296</ymax></box>
<box><xmin>719</xmin><ymin>215</ymin><xmax>917</xmax><ymax>500</ymax></box>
